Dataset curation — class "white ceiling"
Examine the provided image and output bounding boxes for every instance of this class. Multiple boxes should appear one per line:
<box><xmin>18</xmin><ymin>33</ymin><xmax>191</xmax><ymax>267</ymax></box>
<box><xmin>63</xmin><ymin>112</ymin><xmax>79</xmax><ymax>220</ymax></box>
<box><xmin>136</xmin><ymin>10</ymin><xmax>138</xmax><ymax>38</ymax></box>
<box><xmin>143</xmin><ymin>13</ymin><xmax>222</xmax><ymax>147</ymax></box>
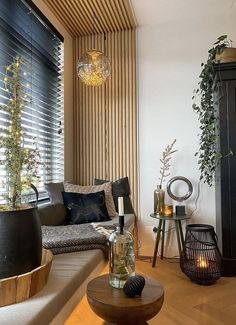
<box><xmin>131</xmin><ymin>0</ymin><xmax>236</xmax><ymax>26</ymax></box>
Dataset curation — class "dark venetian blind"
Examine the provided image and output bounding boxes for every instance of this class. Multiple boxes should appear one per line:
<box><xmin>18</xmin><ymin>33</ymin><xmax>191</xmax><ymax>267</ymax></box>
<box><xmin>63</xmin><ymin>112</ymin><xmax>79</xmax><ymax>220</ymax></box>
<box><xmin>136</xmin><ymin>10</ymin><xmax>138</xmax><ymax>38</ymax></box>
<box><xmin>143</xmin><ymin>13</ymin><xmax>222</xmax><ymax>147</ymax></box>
<box><xmin>0</xmin><ymin>0</ymin><xmax>64</xmax><ymax>200</ymax></box>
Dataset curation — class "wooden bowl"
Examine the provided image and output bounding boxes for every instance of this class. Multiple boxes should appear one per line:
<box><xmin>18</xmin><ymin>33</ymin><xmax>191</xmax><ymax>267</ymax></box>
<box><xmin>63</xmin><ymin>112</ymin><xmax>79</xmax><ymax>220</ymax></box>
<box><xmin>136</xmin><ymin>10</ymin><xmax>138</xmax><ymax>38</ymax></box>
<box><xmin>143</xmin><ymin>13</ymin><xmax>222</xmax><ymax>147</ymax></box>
<box><xmin>0</xmin><ymin>248</ymin><xmax>53</xmax><ymax>307</ymax></box>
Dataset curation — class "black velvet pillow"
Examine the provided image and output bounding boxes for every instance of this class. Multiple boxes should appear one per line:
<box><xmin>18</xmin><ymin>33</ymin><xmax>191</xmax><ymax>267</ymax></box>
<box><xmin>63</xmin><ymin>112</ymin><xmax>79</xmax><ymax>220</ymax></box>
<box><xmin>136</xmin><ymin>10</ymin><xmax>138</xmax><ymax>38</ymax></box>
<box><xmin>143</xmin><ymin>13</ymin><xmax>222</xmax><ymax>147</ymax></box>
<box><xmin>94</xmin><ymin>177</ymin><xmax>134</xmax><ymax>214</ymax></box>
<box><xmin>62</xmin><ymin>190</ymin><xmax>111</xmax><ymax>224</ymax></box>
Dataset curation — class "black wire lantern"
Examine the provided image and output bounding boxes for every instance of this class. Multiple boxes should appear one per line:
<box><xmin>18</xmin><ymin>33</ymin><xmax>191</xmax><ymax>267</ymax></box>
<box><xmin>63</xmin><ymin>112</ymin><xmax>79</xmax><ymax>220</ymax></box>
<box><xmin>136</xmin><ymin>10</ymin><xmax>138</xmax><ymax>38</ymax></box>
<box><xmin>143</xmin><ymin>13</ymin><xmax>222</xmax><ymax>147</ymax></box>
<box><xmin>180</xmin><ymin>224</ymin><xmax>222</xmax><ymax>285</ymax></box>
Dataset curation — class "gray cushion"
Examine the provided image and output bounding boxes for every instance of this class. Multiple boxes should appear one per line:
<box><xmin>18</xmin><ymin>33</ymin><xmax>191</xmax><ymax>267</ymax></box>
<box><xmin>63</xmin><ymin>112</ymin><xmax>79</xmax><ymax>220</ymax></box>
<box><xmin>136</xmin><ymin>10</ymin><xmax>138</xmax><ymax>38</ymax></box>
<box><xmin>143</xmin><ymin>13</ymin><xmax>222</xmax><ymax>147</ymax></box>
<box><xmin>45</xmin><ymin>182</ymin><xmax>64</xmax><ymax>204</ymax></box>
<box><xmin>38</xmin><ymin>203</ymin><xmax>66</xmax><ymax>226</ymax></box>
<box><xmin>94</xmin><ymin>177</ymin><xmax>134</xmax><ymax>214</ymax></box>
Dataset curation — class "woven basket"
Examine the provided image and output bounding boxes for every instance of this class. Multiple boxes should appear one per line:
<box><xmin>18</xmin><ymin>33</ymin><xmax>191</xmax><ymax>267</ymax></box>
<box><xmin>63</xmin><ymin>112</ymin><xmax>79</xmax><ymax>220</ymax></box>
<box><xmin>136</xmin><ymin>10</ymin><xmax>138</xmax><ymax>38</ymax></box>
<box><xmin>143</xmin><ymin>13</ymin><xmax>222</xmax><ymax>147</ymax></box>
<box><xmin>215</xmin><ymin>47</ymin><xmax>236</xmax><ymax>63</ymax></box>
<box><xmin>0</xmin><ymin>248</ymin><xmax>53</xmax><ymax>307</ymax></box>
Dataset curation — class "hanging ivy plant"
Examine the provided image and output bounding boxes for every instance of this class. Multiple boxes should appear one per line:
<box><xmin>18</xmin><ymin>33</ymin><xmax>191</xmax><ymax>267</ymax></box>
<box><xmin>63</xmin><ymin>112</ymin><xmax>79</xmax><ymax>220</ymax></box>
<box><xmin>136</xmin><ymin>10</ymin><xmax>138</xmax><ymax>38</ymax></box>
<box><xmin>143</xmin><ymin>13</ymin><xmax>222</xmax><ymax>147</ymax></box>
<box><xmin>192</xmin><ymin>35</ymin><xmax>229</xmax><ymax>187</ymax></box>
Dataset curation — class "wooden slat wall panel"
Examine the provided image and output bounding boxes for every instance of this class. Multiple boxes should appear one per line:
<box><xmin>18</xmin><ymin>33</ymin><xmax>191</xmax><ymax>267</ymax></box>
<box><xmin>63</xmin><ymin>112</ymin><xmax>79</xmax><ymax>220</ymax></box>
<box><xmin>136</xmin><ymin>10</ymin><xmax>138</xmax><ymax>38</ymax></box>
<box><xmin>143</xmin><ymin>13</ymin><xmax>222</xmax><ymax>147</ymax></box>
<box><xmin>43</xmin><ymin>0</ymin><xmax>136</xmax><ymax>36</ymax></box>
<box><xmin>42</xmin><ymin>0</ymin><xmax>138</xmax><ymax>212</ymax></box>
<box><xmin>75</xmin><ymin>29</ymin><xmax>138</xmax><ymax>214</ymax></box>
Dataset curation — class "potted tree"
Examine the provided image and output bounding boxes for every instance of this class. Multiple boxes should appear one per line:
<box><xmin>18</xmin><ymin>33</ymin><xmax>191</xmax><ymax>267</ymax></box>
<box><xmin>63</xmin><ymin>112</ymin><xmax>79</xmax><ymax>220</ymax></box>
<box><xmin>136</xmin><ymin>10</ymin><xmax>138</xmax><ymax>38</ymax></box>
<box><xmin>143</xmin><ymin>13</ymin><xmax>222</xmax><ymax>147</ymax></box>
<box><xmin>0</xmin><ymin>57</ymin><xmax>42</xmax><ymax>279</ymax></box>
<box><xmin>192</xmin><ymin>35</ymin><xmax>236</xmax><ymax>186</ymax></box>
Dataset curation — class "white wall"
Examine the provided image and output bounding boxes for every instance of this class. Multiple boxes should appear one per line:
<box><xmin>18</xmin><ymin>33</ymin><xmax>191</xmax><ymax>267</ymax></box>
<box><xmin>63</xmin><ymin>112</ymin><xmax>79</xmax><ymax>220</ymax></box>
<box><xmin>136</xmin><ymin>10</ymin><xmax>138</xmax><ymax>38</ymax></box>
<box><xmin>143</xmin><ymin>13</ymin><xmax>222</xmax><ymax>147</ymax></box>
<box><xmin>137</xmin><ymin>5</ymin><xmax>236</xmax><ymax>256</ymax></box>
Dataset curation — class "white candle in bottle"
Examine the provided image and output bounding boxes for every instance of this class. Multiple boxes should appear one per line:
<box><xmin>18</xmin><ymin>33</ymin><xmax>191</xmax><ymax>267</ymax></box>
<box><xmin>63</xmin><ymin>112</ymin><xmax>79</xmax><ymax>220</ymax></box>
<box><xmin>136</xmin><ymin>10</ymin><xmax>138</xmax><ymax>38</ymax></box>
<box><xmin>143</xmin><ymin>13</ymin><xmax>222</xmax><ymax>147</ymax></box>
<box><xmin>118</xmin><ymin>197</ymin><xmax>124</xmax><ymax>216</ymax></box>
<box><xmin>109</xmin><ymin>195</ymin><xmax>135</xmax><ymax>289</ymax></box>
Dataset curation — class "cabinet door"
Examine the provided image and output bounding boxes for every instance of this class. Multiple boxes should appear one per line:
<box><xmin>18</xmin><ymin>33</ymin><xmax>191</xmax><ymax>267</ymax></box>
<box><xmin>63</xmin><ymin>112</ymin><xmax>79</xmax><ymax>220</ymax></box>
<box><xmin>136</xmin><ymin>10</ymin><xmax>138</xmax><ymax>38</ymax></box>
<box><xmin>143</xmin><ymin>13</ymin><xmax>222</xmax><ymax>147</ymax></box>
<box><xmin>227</xmin><ymin>80</ymin><xmax>236</xmax><ymax>258</ymax></box>
<box><xmin>218</xmin><ymin>80</ymin><xmax>236</xmax><ymax>258</ymax></box>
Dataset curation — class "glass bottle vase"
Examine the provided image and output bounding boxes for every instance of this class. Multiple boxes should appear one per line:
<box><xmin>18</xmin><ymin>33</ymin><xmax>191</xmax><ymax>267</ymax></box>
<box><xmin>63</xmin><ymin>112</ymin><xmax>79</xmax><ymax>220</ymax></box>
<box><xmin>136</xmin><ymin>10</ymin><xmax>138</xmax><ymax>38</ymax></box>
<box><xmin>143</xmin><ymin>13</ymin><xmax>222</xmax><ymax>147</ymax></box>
<box><xmin>108</xmin><ymin>226</ymin><xmax>135</xmax><ymax>289</ymax></box>
<box><xmin>154</xmin><ymin>185</ymin><xmax>165</xmax><ymax>214</ymax></box>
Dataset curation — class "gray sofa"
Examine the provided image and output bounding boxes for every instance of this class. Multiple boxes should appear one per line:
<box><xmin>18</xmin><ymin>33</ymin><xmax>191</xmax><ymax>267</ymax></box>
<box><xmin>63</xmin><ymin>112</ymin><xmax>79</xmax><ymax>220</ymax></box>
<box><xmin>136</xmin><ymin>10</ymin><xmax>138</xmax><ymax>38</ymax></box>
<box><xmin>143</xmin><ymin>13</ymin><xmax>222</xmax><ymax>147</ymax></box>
<box><xmin>0</xmin><ymin>202</ymin><xmax>135</xmax><ymax>325</ymax></box>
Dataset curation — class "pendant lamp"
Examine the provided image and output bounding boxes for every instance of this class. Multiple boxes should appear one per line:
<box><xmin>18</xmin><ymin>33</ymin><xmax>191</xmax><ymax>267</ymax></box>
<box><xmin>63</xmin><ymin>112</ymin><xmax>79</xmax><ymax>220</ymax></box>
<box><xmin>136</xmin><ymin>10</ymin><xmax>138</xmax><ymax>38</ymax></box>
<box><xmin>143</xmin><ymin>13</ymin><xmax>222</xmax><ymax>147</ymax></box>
<box><xmin>76</xmin><ymin>10</ymin><xmax>110</xmax><ymax>86</ymax></box>
<box><xmin>77</xmin><ymin>49</ymin><xmax>111</xmax><ymax>86</ymax></box>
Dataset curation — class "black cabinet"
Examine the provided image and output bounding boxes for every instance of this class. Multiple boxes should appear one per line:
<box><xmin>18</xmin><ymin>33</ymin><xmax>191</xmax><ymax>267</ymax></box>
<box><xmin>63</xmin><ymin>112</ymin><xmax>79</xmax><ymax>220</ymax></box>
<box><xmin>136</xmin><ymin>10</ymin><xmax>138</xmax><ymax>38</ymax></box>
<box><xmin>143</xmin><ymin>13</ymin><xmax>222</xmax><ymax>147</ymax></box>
<box><xmin>215</xmin><ymin>63</ymin><xmax>236</xmax><ymax>276</ymax></box>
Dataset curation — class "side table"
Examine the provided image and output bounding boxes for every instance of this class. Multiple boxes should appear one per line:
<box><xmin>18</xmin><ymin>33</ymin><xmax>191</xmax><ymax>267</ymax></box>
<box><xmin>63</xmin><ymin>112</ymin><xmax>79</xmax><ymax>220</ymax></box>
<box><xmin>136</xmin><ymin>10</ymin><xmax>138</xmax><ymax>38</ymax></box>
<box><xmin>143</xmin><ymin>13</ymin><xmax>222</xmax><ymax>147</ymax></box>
<box><xmin>150</xmin><ymin>213</ymin><xmax>191</xmax><ymax>267</ymax></box>
<box><xmin>86</xmin><ymin>274</ymin><xmax>164</xmax><ymax>324</ymax></box>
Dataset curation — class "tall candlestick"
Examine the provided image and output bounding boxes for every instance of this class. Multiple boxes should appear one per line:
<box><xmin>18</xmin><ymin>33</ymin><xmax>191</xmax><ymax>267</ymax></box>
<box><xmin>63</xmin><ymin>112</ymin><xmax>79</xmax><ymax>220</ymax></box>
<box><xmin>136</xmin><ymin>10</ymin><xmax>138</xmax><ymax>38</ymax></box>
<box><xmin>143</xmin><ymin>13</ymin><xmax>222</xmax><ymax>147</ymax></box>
<box><xmin>118</xmin><ymin>197</ymin><xmax>124</xmax><ymax>216</ymax></box>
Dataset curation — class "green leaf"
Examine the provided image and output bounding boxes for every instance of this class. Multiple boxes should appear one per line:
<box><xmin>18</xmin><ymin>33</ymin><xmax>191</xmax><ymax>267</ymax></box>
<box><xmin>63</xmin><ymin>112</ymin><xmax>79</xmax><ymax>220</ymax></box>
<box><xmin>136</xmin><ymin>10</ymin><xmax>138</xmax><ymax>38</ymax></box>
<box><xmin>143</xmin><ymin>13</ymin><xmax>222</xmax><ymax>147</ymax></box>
<box><xmin>191</xmin><ymin>36</ymin><xmax>225</xmax><ymax>187</ymax></box>
<box><xmin>217</xmin><ymin>35</ymin><xmax>227</xmax><ymax>41</ymax></box>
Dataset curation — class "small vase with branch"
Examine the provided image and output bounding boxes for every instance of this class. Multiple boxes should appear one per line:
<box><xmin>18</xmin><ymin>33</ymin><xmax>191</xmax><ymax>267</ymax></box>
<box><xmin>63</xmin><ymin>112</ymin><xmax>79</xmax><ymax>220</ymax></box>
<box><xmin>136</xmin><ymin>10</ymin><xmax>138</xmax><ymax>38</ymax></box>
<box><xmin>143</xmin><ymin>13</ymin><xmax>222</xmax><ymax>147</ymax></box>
<box><xmin>154</xmin><ymin>139</ymin><xmax>177</xmax><ymax>214</ymax></box>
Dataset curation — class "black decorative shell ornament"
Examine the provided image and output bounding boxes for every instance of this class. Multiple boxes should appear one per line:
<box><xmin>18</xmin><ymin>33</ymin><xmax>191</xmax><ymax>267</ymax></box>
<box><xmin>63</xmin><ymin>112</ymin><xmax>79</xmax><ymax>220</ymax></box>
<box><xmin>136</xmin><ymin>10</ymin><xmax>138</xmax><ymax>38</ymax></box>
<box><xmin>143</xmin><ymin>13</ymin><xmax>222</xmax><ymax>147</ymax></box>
<box><xmin>123</xmin><ymin>275</ymin><xmax>145</xmax><ymax>297</ymax></box>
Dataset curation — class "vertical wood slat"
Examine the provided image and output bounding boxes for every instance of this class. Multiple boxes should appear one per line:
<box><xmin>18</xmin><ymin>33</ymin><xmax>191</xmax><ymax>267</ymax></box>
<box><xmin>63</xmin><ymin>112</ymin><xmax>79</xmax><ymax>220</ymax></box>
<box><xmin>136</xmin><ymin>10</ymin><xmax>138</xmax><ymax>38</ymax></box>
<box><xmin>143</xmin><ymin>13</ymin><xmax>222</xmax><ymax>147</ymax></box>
<box><xmin>132</xmin><ymin>29</ymin><xmax>137</xmax><ymax>213</ymax></box>
<box><xmin>73</xmin><ymin>37</ymin><xmax>79</xmax><ymax>181</ymax></box>
<box><xmin>118</xmin><ymin>0</ymin><xmax>131</xmax><ymax>29</ymax></box>
<box><xmin>42</xmin><ymin>1</ymin><xmax>137</xmax><ymax>211</ymax></box>
<box><xmin>50</xmin><ymin>0</ymin><xmax>77</xmax><ymax>36</ymax></box>
<box><xmin>123</xmin><ymin>0</ymin><xmax>137</xmax><ymax>28</ymax></box>
<box><xmin>79</xmin><ymin>0</ymin><xmax>102</xmax><ymax>34</ymax></box>
<box><xmin>67</xmin><ymin>0</ymin><xmax>89</xmax><ymax>35</ymax></box>
<box><xmin>106</xmin><ymin>0</ymin><xmax>122</xmax><ymax>31</ymax></box>
<box><xmin>116</xmin><ymin>31</ymin><xmax>120</xmax><ymax>177</ymax></box>
<box><xmin>75</xmin><ymin>29</ymin><xmax>138</xmax><ymax>215</ymax></box>
<box><xmin>43</xmin><ymin>0</ymin><xmax>136</xmax><ymax>36</ymax></box>
<box><xmin>122</xmin><ymin>30</ymin><xmax>126</xmax><ymax>177</ymax></box>
<box><xmin>107</xmin><ymin>32</ymin><xmax>112</xmax><ymax>180</ymax></box>
<box><xmin>62</xmin><ymin>0</ymin><xmax>83</xmax><ymax>36</ymax></box>
<box><xmin>84</xmin><ymin>36</ymin><xmax>88</xmax><ymax>185</ymax></box>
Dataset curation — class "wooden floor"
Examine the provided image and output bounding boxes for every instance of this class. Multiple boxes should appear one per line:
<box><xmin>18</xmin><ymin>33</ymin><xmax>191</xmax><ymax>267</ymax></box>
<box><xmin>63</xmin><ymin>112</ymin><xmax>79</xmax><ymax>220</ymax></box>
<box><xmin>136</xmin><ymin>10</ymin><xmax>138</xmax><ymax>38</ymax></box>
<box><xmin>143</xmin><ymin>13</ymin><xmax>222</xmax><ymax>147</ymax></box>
<box><xmin>65</xmin><ymin>258</ymin><xmax>236</xmax><ymax>325</ymax></box>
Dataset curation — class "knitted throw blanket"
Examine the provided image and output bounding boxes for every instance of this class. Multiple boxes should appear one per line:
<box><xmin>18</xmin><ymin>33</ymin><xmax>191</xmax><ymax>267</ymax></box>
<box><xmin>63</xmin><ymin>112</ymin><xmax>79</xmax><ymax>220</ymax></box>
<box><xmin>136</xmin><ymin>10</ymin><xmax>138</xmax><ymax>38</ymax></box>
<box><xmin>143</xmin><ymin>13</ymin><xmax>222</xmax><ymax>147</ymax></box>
<box><xmin>42</xmin><ymin>223</ymin><xmax>115</xmax><ymax>257</ymax></box>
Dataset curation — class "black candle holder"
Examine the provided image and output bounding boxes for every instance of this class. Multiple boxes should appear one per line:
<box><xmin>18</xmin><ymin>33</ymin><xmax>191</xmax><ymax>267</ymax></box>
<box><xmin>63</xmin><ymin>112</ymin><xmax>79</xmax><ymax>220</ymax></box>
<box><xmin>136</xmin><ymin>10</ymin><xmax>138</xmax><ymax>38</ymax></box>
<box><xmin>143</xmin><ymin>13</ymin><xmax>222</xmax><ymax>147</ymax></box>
<box><xmin>180</xmin><ymin>224</ymin><xmax>222</xmax><ymax>285</ymax></box>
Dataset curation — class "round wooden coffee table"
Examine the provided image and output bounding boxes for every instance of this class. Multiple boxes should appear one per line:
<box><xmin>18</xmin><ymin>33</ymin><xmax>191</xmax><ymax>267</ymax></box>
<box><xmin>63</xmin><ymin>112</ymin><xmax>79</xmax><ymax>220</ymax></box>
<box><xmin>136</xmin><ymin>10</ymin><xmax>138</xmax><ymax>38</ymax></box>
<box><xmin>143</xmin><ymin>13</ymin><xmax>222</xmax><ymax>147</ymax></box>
<box><xmin>86</xmin><ymin>274</ymin><xmax>164</xmax><ymax>324</ymax></box>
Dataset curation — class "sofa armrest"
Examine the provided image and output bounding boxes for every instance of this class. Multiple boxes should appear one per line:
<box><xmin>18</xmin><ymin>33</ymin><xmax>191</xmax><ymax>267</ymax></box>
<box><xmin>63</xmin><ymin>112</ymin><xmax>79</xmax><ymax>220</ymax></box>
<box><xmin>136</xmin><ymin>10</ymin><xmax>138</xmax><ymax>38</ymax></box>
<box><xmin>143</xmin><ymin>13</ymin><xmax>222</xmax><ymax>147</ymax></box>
<box><xmin>38</xmin><ymin>203</ymin><xmax>66</xmax><ymax>226</ymax></box>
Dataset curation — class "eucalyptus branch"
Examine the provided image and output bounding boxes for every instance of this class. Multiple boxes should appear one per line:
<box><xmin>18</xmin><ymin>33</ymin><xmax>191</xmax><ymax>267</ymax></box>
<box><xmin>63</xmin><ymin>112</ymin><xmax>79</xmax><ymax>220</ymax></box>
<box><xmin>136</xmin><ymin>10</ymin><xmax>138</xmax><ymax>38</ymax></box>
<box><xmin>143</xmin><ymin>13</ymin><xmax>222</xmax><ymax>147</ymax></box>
<box><xmin>159</xmin><ymin>139</ymin><xmax>177</xmax><ymax>187</ymax></box>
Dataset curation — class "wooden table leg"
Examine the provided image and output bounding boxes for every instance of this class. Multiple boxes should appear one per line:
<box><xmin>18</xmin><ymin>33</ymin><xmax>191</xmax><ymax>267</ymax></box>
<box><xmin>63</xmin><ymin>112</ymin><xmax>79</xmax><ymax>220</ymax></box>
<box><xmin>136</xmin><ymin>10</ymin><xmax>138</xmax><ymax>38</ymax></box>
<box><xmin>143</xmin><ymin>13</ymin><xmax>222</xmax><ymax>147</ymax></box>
<box><xmin>174</xmin><ymin>220</ymin><xmax>182</xmax><ymax>257</ymax></box>
<box><xmin>178</xmin><ymin>220</ymin><xmax>185</xmax><ymax>249</ymax></box>
<box><xmin>160</xmin><ymin>219</ymin><xmax>166</xmax><ymax>260</ymax></box>
<box><xmin>152</xmin><ymin>219</ymin><xmax>162</xmax><ymax>267</ymax></box>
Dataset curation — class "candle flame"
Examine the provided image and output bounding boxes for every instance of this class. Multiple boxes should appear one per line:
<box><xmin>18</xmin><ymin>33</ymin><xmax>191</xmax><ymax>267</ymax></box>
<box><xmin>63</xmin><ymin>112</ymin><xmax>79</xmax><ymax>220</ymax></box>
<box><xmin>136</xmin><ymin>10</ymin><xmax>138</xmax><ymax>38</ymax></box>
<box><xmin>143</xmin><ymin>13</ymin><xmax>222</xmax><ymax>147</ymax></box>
<box><xmin>197</xmin><ymin>256</ymin><xmax>208</xmax><ymax>268</ymax></box>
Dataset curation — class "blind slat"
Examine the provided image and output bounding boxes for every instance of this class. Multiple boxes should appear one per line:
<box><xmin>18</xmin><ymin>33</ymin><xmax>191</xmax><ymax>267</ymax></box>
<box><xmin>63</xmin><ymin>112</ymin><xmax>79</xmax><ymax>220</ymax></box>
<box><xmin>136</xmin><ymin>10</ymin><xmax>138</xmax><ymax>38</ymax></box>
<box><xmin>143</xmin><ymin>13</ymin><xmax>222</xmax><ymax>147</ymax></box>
<box><xmin>0</xmin><ymin>0</ymin><xmax>64</xmax><ymax>195</ymax></box>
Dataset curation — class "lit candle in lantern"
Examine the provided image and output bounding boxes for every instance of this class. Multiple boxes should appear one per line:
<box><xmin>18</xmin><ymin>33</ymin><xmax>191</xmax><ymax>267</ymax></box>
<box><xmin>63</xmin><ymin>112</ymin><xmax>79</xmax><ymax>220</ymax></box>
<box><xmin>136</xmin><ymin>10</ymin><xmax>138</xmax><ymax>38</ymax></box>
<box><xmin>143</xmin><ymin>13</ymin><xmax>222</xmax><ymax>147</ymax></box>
<box><xmin>118</xmin><ymin>197</ymin><xmax>124</xmax><ymax>216</ymax></box>
<box><xmin>197</xmin><ymin>256</ymin><xmax>209</xmax><ymax>268</ymax></box>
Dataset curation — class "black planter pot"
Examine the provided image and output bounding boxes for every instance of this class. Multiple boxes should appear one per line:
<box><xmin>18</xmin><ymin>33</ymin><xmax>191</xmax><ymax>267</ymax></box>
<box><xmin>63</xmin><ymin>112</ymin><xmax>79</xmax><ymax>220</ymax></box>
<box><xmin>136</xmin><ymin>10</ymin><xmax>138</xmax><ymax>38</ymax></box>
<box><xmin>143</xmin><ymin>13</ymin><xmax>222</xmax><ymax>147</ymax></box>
<box><xmin>0</xmin><ymin>206</ymin><xmax>42</xmax><ymax>279</ymax></box>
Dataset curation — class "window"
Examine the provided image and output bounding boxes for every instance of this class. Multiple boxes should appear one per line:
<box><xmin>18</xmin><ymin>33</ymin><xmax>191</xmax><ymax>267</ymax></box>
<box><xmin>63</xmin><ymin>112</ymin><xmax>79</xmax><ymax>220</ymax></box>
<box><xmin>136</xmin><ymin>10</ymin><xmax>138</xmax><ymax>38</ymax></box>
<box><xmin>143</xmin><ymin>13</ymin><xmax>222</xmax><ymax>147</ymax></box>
<box><xmin>0</xmin><ymin>0</ymin><xmax>64</xmax><ymax>200</ymax></box>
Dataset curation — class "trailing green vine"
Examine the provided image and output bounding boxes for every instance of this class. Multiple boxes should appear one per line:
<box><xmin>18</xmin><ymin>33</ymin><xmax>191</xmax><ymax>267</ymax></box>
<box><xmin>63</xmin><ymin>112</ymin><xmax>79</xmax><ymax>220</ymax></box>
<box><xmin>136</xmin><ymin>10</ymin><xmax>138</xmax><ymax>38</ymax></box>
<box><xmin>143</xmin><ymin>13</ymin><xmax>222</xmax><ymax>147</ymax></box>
<box><xmin>192</xmin><ymin>35</ymin><xmax>229</xmax><ymax>187</ymax></box>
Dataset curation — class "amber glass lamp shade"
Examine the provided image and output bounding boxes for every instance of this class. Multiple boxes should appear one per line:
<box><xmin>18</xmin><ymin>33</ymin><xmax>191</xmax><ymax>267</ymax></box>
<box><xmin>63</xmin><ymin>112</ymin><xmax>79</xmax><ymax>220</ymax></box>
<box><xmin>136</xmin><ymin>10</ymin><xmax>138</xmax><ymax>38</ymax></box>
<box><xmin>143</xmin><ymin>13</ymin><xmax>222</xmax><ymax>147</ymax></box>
<box><xmin>77</xmin><ymin>50</ymin><xmax>111</xmax><ymax>86</ymax></box>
